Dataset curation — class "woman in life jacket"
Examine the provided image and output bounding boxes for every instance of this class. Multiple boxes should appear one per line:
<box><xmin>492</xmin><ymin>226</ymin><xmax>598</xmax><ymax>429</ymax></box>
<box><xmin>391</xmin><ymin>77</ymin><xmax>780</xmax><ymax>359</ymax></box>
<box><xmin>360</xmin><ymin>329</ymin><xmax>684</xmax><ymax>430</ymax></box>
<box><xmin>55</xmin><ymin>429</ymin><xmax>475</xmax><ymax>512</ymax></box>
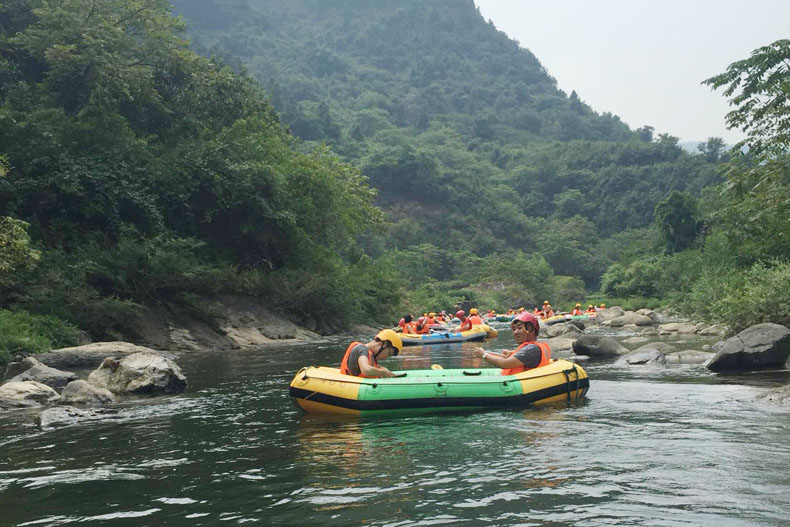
<box><xmin>340</xmin><ymin>329</ymin><xmax>403</xmax><ymax>378</ymax></box>
<box><xmin>402</xmin><ymin>314</ymin><xmax>417</xmax><ymax>334</ymax></box>
<box><xmin>472</xmin><ymin>312</ymin><xmax>550</xmax><ymax>375</ymax></box>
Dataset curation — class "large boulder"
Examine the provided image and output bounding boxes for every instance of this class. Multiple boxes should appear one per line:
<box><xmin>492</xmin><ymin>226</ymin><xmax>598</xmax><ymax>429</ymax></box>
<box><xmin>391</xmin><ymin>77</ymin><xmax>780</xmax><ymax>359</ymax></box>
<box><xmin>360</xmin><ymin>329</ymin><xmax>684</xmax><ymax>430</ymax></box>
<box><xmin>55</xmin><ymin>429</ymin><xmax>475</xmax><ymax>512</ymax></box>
<box><xmin>36</xmin><ymin>342</ymin><xmax>175</xmax><ymax>371</ymax></box>
<box><xmin>88</xmin><ymin>352</ymin><xmax>187</xmax><ymax>395</ymax></box>
<box><xmin>635</xmin><ymin>309</ymin><xmax>661</xmax><ymax>323</ymax></box>
<box><xmin>610</xmin><ymin>313</ymin><xmax>654</xmax><ymax>327</ymax></box>
<box><xmin>0</xmin><ymin>381</ymin><xmax>59</xmax><ymax>407</ymax></box>
<box><xmin>572</xmin><ymin>335</ymin><xmax>629</xmax><ymax>358</ymax></box>
<box><xmin>614</xmin><ymin>347</ymin><xmax>667</xmax><ymax>366</ymax></box>
<box><xmin>544</xmin><ymin>323</ymin><xmax>583</xmax><ymax>339</ymax></box>
<box><xmin>706</xmin><ymin>323</ymin><xmax>790</xmax><ymax>372</ymax></box>
<box><xmin>60</xmin><ymin>380</ymin><xmax>116</xmax><ymax>405</ymax></box>
<box><xmin>596</xmin><ymin>306</ymin><xmax>625</xmax><ymax>324</ymax></box>
<box><xmin>659</xmin><ymin>322</ymin><xmax>698</xmax><ymax>334</ymax></box>
<box><xmin>4</xmin><ymin>357</ymin><xmax>78</xmax><ymax>389</ymax></box>
<box><xmin>665</xmin><ymin>350</ymin><xmax>715</xmax><ymax>364</ymax></box>
<box><xmin>542</xmin><ymin>337</ymin><xmax>577</xmax><ymax>353</ymax></box>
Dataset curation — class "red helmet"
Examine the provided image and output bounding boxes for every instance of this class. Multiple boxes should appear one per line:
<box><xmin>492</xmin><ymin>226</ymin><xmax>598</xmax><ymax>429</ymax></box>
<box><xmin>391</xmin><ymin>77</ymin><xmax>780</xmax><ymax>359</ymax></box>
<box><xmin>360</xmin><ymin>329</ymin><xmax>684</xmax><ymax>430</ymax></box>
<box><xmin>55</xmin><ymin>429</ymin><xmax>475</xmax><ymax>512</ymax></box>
<box><xmin>455</xmin><ymin>310</ymin><xmax>465</xmax><ymax>318</ymax></box>
<box><xmin>398</xmin><ymin>318</ymin><xmax>405</xmax><ymax>327</ymax></box>
<box><xmin>512</xmin><ymin>311</ymin><xmax>540</xmax><ymax>337</ymax></box>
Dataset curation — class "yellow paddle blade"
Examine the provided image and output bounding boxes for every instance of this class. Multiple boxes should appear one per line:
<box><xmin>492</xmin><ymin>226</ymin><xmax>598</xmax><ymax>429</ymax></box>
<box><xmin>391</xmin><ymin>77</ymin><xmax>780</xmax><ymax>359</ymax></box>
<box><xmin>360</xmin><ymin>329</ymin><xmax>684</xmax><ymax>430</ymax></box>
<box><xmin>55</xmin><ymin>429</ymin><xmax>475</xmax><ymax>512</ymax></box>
<box><xmin>431</xmin><ymin>364</ymin><xmax>443</xmax><ymax>370</ymax></box>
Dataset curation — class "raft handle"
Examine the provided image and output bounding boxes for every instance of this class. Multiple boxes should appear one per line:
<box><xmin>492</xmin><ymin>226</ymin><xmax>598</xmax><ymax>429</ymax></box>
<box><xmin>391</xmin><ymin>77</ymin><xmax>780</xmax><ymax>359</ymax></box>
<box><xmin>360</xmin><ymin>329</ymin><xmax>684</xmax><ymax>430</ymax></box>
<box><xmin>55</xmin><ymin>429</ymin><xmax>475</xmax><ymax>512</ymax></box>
<box><xmin>463</xmin><ymin>370</ymin><xmax>482</xmax><ymax>376</ymax></box>
<box><xmin>392</xmin><ymin>372</ymin><xmax>407</xmax><ymax>378</ymax></box>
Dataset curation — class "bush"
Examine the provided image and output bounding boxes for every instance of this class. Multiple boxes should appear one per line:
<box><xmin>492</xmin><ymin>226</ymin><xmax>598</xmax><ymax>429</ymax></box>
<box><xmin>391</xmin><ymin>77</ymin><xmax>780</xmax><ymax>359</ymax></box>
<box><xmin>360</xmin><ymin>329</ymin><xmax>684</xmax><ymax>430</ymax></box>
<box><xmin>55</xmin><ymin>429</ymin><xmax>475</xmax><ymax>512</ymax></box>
<box><xmin>687</xmin><ymin>260</ymin><xmax>790</xmax><ymax>332</ymax></box>
<box><xmin>0</xmin><ymin>310</ymin><xmax>83</xmax><ymax>369</ymax></box>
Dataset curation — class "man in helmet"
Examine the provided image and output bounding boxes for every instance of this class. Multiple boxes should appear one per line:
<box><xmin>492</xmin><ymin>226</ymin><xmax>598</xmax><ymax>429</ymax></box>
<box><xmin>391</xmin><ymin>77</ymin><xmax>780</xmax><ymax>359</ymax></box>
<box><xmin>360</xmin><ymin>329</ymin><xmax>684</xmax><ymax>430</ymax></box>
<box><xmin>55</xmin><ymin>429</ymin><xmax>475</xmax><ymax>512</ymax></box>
<box><xmin>571</xmin><ymin>303</ymin><xmax>583</xmax><ymax>316</ymax></box>
<box><xmin>452</xmin><ymin>309</ymin><xmax>472</xmax><ymax>332</ymax></box>
<box><xmin>468</xmin><ymin>308</ymin><xmax>484</xmax><ymax>325</ymax></box>
<box><xmin>340</xmin><ymin>329</ymin><xmax>402</xmax><ymax>378</ymax></box>
<box><xmin>473</xmin><ymin>312</ymin><xmax>550</xmax><ymax>375</ymax></box>
<box><xmin>586</xmin><ymin>304</ymin><xmax>596</xmax><ymax>314</ymax></box>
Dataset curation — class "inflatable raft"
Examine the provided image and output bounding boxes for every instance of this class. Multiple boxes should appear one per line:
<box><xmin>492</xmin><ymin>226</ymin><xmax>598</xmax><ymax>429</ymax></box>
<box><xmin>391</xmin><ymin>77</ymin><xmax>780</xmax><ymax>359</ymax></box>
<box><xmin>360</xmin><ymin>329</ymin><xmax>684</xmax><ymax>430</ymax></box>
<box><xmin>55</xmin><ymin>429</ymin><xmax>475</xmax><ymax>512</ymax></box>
<box><xmin>400</xmin><ymin>324</ymin><xmax>497</xmax><ymax>346</ymax></box>
<box><xmin>289</xmin><ymin>359</ymin><xmax>589</xmax><ymax>415</ymax></box>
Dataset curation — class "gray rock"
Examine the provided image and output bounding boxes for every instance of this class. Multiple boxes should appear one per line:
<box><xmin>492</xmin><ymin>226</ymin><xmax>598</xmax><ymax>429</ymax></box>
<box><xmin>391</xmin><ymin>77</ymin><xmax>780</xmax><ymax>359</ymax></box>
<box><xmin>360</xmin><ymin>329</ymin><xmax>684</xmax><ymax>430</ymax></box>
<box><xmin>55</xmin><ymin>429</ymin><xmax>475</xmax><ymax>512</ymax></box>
<box><xmin>633</xmin><ymin>342</ymin><xmax>675</xmax><ymax>354</ymax></box>
<box><xmin>659</xmin><ymin>322</ymin><xmax>698</xmax><ymax>334</ymax></box>
<box><xmin>610</xmin><ymin>313</ymin><xmax>654</xmax><ymax>327</ymax></box>
<box><xmin>572</xmin><ymin>335</ymin><xmax>629</xmax><ymax>358</ymax></box>
<box><xmin>665</xmin><ymin>350</ymin><xmax>715</xmax><ymax>364</ymax></box>
<box><xmin>596</xmin><ymin>306</ymin><xmax>626</xmax><ymax>324</ymax></box>
<box><xmin>640</xmin><ymin>327</ymin><xmax>659</xmax><ymax>336</ymax></box>
<box><xmin>699</xmin><ymin>324</ymin><xmax>728</xmax><ymax>337</ymax></box>
<box><xmin>0</xmin><ymin>381</ymin><xmax>60</xmax><ymax>407</ymax></box>
<box><xmin>707</xmin><ymin>323</ymin><xmax>790</xmax><ymax>372</ymax></box>
<box><xmin>544</xmin><ymin>323</ymin><xmax>582</xmax><ymax>339</ymax></box>
<box><xmin>614</xmin><ymin>348</ymin><xmax>667</xmax><ymax>366</ymax></box>
<box><xmin>36</xmin><ymin>341</ymin><xmax>175</xmax><ymax>371</ymax></box>
<box><xmin>60</xmin><ymin>380</ymin><xmax>116</xmax><ymax>405</ymax></box>
<box><xmin>542</xmin><ymin>337</ymin><xmax>577</xmax><ymax>352</ymax></box>
<box><xmin>622</xmin><ymin>336</ymin><xmax>650</xmax><ymax>346</ymax></box>
<box><xmin>5</xmin><ymin>357</ymin><xmax>78</xmax><ymax>389</ymax></box>
<box><xmin>37</xmin><ymin>406</ymin><xmax>119</xmax><ymax>428</ymax></box>
<box><xmin>754</xmin><ymin>384</ymin><xmax>790</xmax><ymax>405</ymax></box>
<box><xmin>88</xmin><ymin>352</ymin><xmax>187</xmax><ymax>395</ymax></box>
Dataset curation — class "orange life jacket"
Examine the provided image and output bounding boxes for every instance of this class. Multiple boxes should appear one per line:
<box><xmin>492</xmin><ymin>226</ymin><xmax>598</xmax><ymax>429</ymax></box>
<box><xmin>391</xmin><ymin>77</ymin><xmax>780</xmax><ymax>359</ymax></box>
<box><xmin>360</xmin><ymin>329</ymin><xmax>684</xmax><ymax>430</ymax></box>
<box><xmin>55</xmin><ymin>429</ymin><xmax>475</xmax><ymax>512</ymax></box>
<box><xmin>402</xmin><ymin>322</ymin><xmax>417</xmax><ymax>334</ymax></box>
<box><xmin>425</xmin><ymin>317</ymin><xmax>436</xmax><ymax>325</ymax></box>
<box><xmin>340</xmin><ymin>341</ymin><xmax>379</xmax><ymax>378</ymax></box>
<box><xmin>501</xmin><ymin>341</ymin><xmax>551</xmax><ymax>376</ymax></box>
<box><xmin>458</xmin><ymin>317</ymin><xmax>473</xmax><ymax>332</ymax></box>
<box><xmin>416</xmin><ymin>323</ymin><xmax>431</xmax><ymax>334</ymax></box>
<box><xmin>571</xmin><ymin>308</ymin><xmax>582</xmax><ymax>316</ymax></box>
<box><xmin>468</xmin><ymin>314</ymin><xmax>484</xmax><ymax>325</ymax></box>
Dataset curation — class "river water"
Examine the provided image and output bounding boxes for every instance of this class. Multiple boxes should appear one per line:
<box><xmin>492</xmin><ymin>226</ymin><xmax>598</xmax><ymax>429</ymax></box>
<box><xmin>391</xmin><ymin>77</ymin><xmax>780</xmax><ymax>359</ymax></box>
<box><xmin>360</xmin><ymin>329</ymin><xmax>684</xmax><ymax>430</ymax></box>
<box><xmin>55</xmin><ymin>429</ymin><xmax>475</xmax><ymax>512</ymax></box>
<box><xmin>1</xmin><ymin>328</ymin><xmax>788</xmax><ymax>526</ymax></box>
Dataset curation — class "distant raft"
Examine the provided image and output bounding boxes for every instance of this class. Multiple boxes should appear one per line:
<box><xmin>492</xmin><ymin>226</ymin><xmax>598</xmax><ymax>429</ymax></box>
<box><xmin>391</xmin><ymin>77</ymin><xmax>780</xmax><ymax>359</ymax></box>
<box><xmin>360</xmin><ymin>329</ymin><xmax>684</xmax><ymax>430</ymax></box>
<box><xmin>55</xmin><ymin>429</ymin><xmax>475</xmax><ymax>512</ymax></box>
<box><xmin>400</xmin><ymin>324</ymin><xmax>498</xmax><ymax>346</ymax></box>
<box><xmin>289</xmin><ymin>359</ymin><xmax>589</xmax><ymax>415</ymax></box>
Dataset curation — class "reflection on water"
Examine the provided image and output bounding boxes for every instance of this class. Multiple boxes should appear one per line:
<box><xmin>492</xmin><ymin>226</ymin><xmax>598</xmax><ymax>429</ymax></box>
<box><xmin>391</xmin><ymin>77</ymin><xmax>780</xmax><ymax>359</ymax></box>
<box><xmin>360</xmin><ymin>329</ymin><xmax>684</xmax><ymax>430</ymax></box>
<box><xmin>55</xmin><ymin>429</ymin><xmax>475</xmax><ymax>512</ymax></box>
<box><xmin>0</xmin><ymin>331</ymin><xmax>788</xmax><ymax>526</ymax></box>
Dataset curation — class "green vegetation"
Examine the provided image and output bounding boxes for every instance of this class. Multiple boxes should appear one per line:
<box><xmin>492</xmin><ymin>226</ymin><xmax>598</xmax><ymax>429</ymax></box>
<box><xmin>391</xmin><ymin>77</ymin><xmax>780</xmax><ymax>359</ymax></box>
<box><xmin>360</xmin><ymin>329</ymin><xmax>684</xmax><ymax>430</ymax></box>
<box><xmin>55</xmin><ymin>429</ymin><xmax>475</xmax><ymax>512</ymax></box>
<box><xmin>171</xmin><ymin>0</ymin><xmax>724</xmax><ymax>310</ymax></box>
<box><xmin>0</xmin><ymin>1</ymin><xmax>786</xmax><ymax>367</ymax></box>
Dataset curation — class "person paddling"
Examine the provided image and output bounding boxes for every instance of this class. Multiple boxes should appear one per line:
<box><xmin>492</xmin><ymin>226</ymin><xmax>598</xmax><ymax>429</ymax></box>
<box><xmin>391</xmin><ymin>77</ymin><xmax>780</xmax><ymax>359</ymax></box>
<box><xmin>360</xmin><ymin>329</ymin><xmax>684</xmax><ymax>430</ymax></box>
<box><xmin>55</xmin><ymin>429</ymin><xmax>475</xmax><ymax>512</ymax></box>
<box><xmin>340</xmin><ymin>329</ymin><xmax>402</xmax><ymax>378</ymax></box>
<box><xmin>472</xmin><ymin>312</ymin><xmax>550</xmax><ymax>375</ymax></box>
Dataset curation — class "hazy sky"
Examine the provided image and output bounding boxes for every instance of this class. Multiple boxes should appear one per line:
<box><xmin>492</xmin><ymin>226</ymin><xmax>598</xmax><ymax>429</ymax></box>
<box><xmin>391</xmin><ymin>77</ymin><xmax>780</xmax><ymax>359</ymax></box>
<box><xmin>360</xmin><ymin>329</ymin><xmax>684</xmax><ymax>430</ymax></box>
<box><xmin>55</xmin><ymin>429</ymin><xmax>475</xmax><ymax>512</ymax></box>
<box><xmin>474</xmin><ymin>0</ymin><xmax>789</xmax><ymax>144</ymax></box>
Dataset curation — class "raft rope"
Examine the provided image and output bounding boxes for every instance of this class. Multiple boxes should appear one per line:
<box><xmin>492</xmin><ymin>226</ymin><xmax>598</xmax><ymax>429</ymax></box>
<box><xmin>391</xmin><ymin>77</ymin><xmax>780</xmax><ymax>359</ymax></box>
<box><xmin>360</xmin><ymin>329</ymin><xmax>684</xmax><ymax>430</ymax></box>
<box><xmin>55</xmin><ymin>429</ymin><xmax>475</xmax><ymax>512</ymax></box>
<box><xmin>561</xmin><ymin>363</ymin><xmax>581</xmax><ymax>401</ymax></box>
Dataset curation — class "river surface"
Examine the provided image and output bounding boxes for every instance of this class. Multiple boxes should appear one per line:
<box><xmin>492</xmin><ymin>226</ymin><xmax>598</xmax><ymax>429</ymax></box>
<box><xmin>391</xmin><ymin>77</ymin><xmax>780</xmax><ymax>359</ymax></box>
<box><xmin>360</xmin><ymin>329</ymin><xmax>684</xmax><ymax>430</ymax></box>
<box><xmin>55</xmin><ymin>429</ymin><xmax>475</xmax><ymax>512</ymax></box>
<box><xmin>1</xmin><ymin>328</ymin><xmax>789</xmax><ymax>526</ymax></box>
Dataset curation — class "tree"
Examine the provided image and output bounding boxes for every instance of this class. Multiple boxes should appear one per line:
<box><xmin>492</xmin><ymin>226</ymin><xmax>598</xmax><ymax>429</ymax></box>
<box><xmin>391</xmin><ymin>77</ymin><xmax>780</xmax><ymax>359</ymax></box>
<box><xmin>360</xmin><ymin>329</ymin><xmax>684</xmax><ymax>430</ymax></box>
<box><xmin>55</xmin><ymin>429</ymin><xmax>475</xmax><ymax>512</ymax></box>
<box><xmin>654</xmin><ymin>191</ymin><xmax>701</xmax><ymax>253</ymax></box>
<box><xmin>704</xmin><ymin>39</ymin><xmax>790</xmax><ymax>262</ymax></box>
<box><xmin>703</xmin><ymin>39</ymin><xmax>790</xmax><ymax>157</ymax></box>
<box><xmin>697</xmin><ymin>137</ymin><xmax>727</xmax><ymax>163</ymax></box>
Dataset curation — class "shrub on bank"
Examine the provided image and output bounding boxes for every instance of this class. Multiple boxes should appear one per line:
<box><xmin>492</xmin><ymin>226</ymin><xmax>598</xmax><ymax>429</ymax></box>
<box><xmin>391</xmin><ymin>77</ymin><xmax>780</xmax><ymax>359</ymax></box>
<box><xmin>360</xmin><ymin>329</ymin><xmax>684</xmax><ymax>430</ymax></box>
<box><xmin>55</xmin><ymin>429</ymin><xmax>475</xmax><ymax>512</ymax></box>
<box><xmin>0</xmin><ymin>310</ymin><xmax>83</xmax><ymax>369</ymax></box>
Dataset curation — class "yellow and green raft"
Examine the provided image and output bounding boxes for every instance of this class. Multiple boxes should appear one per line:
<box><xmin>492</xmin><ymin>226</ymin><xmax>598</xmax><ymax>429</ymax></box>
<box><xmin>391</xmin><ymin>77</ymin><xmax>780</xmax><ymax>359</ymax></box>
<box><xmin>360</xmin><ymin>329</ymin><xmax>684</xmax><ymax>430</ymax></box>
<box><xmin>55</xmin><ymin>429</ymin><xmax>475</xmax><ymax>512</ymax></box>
<box><xmin>289</xmin><ymin>359</ymin><xmax>589</xmax><ymax>415</ymax></box>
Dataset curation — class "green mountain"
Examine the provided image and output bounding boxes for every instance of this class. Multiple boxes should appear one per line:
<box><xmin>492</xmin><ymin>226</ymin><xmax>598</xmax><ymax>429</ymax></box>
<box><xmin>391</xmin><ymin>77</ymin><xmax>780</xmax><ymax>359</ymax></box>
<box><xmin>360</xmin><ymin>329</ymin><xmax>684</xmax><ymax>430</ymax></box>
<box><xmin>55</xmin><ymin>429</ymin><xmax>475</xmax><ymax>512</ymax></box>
<box><xmin>171</xmin><ymin>0</ymin><xmax>723</xmax><ymax>291</ymax></box>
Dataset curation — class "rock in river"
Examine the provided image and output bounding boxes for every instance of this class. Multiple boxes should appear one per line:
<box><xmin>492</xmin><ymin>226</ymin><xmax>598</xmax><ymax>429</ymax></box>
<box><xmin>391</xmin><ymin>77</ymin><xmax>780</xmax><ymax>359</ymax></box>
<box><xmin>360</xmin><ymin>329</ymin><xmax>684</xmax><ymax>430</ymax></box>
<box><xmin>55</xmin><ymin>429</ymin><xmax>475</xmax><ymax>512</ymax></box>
<box><xmin>572</xmin><ymin>335</ymin><xmax>628</xmax><ymax>358</ymax></box>
<box><xmin>706</xmin><ymin>323</ymin><xmax>790</xmax><ymax>372</ymax></box>
<box><xmin>4</xmin><ymin>357</ymin><xmax>78</xmax><ymax>389</ymax></box>
<box><xmin>88</xmin><ymin>352</ymin><xmax>187</xmax><ymax>395</ymax></box>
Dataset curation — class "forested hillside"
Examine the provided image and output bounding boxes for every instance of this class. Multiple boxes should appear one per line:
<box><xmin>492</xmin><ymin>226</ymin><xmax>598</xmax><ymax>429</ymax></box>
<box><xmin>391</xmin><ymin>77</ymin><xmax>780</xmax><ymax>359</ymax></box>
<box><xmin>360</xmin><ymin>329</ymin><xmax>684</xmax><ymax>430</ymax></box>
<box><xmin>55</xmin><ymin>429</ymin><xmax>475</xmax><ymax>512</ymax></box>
<box><xmin>0</xmin><ymin>0</ymin><xmax>400</xmax><ymax>363</ymax></box>
<box><xmin>171</xmin><ymin>0</ymin><xmax>723</xmax><ymax>302</ymax></box>
<box><xmin>1</xmin><ymin>0</ymin><xmax>785</xmax><ymax>364</ymax></box>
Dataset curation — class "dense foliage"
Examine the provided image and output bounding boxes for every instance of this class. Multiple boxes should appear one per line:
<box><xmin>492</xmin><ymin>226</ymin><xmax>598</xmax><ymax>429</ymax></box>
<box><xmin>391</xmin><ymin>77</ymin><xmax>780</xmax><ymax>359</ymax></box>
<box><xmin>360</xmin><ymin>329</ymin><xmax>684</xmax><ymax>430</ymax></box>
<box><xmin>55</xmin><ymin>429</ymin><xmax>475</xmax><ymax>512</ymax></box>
<box><xmin>0</xmin><ymin>0</ymin><xmax>400</xmax><ymax>362</ymax></box>
<box><xmin>1</xmin><ymin>0</ymin><xmax>784</xmax><ymax>366</ymax></box>
<box><xmin>171</xmin><ymin>0</ymin><xmax>724</xmax><ymax>310</ymax></box>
